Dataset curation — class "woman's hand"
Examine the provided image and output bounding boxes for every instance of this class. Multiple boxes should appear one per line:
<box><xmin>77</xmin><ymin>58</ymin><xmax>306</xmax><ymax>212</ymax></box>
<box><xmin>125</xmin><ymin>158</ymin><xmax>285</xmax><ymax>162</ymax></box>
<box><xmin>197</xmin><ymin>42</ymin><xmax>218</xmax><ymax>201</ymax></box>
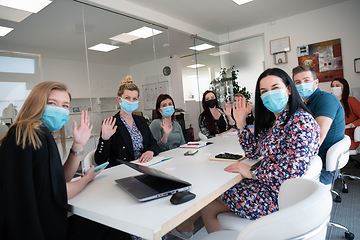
<box><xmin>82</xmin><ymin>165</ymin><xmax>101</xmax><ymax>181</ymax></box>
<box><xmin>138</xmin><ymin>151</ymin><xmax>154</xmax><ymax>163</ymax></box>
<box><xmin>72</xmin><ymin>111</ymin><xmax>93</xmax><ymax>149</ymax></box>
<box><xmin>223</xmin><ymin>102</ymin><xmax>232</xmax><ymax>116</ymax></box>
<box><xmin>161</xmin><ymin>118</ymin><xmax>173</xmax><ymax>136</ymax></box>
<box><xmin>224</xmin><ymin>162</ymin><xmax>251</xmax><ymax>179</ymax></box>
<box><xmin>233</xmin><ymin>97</ymin><xmax>252</xmax><ymax>130</ymax></box>
<box><xmin>101</xmin><ymin>116</ymin><xmax>117</xmax><ymax>140</ymax></box>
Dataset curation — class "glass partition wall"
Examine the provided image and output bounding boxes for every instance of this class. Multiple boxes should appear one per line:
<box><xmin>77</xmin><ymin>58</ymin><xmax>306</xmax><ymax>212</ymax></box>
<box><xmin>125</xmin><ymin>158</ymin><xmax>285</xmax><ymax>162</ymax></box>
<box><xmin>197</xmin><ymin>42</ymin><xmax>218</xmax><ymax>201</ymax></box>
<box><xmin>181</xmin><ymin>28</ymin><xmax>264</xmax><ymax>138</ymax></box>
<box><xmin>0</xmin><ymin>0</ymin><xmax>172</xmax><ymax>162</ymax></box>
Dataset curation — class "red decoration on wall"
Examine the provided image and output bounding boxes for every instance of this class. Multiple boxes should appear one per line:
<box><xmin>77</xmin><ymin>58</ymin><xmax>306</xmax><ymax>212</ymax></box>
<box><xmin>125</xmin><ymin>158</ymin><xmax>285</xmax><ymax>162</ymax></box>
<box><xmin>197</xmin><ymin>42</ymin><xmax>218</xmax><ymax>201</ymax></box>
<box><xmin>297</xmin><ymin>39</ymin><xmax>343</xmax><ymax>82</ymax></box>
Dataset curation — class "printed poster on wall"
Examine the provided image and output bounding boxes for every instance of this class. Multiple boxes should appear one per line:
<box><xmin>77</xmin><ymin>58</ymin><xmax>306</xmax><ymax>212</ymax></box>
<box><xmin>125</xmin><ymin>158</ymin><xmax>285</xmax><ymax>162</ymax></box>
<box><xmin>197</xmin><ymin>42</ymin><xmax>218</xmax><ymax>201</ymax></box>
<box><xmin>297</xmin><ymin>38</ymin><xmax>343</xmax><ymax>82</ymax></box>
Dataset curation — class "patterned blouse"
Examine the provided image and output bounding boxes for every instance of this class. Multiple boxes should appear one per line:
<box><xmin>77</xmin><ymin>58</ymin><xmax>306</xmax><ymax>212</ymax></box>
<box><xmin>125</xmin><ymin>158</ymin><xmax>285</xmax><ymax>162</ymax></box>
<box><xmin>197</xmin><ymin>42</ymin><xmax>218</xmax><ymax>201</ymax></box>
<box><xmin>221</xmin><ymin>109</ymin><xmax>320</xmax><ymax>220</ymax></box>
<box><xmin>120</xmin><ymin>116</ymin><xmax>144</xmax><ymax>159</ymax></box>
<box><xmin>199</xmin><ymin>108</ymin><xmax>235</xmax><ymax>138</ymax></box>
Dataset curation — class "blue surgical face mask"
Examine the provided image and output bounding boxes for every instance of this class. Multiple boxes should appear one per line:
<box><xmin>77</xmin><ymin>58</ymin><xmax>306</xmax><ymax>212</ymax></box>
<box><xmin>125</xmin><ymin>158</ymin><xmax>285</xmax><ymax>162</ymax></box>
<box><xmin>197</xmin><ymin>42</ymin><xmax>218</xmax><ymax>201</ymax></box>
<box><xmin>261</xmin><ymin>88</ymin><xmax>289</xmax><ymax>113</ymax></box>
<box><xmin>296</xmin><ymin>82</ymin><xmax>315</xmax><ymax>99</ymax></box>
<box><xmin>161</xmin><ymin>106</ymin><xmax>175</xmax><ymax>117</ymax></box>
<box><xmin>120</xmin><ymin>98</ymin><xmax>138</xmax><ymax>114</ymax></box>
<box><xmin>41</xmin><ymin>105</ymin><xmax>69</xmax><ymax>131</ymax></box>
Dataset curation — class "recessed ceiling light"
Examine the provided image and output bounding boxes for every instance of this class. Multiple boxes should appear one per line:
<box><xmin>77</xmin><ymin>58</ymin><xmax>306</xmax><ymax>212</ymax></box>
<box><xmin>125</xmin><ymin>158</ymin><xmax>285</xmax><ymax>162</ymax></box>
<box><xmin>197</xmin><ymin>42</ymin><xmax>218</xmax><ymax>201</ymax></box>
<box><xmin>88</xmin><ymin>43</ymin><xmax>119</xmax><ymax>52</ymax></box>
<box><xmin>109</xmin><ymin>33</ymin><xmax>140</xmax><ymax>43</ymax></box>
<box><xmin>187</xmin><ymin>64</ymin><xmax>205</xmax><ymax>69</ymax></box>
<box><xmin>209</xmin><ymin>51</ymin><xmax>230</xmax><ymax>56</ymax></box>
<box><xmin>0</xmin><ymin>0</ymin><xmax>52</xmax><ymax>13</ymax></box>
<box><xmin>128</xmin><ymin>26</ymin><xmax>162</xmax><ymax>39</ymax></box>
<box><xmin>0</xmin><ymin>5</ymin><xmax>33</xmax><ymax>22</ymax></box>
<box><xmin>189</xmin><ymin>44</ymin><xmax>215</xmax><ymax>51</ymax></box>
<box><xmin>0</xmin><ymin>26</ymin><xmax>13</xmax><ymax>36</ymax></box>
<box><xmin>232</xmin><ymin>0</ymin><xmax>253</xmax><ymax>6</ymax></box>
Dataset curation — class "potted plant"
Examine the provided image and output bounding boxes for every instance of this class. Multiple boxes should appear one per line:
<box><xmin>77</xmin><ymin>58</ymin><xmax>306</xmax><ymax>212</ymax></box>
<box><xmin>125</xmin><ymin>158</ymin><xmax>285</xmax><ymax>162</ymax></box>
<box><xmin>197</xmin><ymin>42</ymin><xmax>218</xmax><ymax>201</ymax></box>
<box><xmin>210</xmin><ymin>66</ymin><xmax>251</xmax><ymax>104</ymax></box>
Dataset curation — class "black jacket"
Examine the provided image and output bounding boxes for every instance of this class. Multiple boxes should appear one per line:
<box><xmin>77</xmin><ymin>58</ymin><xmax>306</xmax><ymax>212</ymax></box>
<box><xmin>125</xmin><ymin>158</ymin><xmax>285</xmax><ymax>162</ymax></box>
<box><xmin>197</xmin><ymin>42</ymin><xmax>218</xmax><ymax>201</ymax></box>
<box><xmin>95</xmin><ymin>113</ymin><xmax>160</xmax><ymax>168</ymax></box>
<box><xmin>0</xmin><ymin>125</ymin><xmax>68</xmax><ymax>240</ymax></box>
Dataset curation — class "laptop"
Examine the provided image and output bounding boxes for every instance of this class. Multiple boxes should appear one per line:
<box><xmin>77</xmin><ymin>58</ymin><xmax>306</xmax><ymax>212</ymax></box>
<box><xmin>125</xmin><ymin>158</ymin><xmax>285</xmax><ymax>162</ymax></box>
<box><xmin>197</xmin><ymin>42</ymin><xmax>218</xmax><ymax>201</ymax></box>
<box><xmin>115</xmin><ymin>159</ymin><xmax>192</xmax><ymax>202</ymax></box>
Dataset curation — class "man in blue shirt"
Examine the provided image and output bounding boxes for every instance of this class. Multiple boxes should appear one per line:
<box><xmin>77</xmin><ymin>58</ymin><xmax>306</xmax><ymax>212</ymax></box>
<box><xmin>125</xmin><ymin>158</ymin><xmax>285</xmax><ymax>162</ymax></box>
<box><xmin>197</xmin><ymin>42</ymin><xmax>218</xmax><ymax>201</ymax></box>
<box><xmin>292</xmin><ymin>65</ymin><xmax>345</xmax><ymax>185</ymax></box>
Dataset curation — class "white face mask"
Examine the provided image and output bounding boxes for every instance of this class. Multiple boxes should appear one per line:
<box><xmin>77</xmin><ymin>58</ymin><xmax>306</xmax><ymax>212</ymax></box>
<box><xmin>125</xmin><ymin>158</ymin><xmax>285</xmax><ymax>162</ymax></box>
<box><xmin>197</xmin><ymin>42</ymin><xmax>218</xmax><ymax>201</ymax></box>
<box><xmin>331</xmin><ymin>87</ymin><xmax>342</xmax><ymax>97</ymax></box>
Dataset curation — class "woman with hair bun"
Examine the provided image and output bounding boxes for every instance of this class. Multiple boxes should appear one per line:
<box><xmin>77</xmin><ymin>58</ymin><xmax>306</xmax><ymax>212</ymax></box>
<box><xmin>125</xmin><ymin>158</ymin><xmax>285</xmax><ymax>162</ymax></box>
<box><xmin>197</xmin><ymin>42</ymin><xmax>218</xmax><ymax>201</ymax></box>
<box><xmin>95</xmin><ymin>76</ymin><xmax>160</xmax><ymax>168</ymax></box>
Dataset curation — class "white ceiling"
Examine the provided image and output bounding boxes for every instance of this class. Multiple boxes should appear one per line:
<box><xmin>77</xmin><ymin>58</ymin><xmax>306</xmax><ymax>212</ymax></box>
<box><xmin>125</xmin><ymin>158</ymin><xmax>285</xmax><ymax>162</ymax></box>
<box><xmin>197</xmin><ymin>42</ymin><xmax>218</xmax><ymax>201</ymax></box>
<box><xmin>117</xmin><ymin>0</ymin><xmax>348</xmax><ymax>34</ymax></box>
<box><xmin>0</xmin><ymin>0</ymin><xmax>348</xmax><ymax>67</ymax></box>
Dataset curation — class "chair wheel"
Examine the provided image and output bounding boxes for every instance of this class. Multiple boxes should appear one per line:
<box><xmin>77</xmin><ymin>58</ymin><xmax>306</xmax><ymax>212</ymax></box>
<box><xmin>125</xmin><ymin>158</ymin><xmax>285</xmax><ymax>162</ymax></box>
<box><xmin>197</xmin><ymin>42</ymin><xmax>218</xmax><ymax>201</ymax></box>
<box><xmin>334</xmin><ymin>196</ymin><xmax>342</xmax><ymax>202</ymax></box>
<box><xmin>345</xmin><ymin>231</ymin><xmax>354</xmax><ymax>240</ymax></box>
<box><xmin>342</xmin><ymin>188</ymin><xmax>348</xmax><ymax>193</ymax></box>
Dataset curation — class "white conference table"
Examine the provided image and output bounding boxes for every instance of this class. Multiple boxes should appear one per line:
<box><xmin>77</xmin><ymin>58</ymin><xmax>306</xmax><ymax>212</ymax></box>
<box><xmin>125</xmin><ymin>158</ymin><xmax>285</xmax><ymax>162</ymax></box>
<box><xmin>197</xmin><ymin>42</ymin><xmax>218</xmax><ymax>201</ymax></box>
<box><xmin>68</xmin><ymin>134</ymin><xmax>260</xmax><ymax>240</ymax></box>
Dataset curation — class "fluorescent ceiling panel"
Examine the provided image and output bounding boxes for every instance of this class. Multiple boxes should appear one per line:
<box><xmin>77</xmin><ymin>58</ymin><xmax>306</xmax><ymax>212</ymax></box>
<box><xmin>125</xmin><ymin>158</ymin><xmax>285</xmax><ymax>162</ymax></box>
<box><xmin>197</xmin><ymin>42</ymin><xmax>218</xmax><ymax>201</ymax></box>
<box><xmin>187</xmin><ymin>64</ymin><xmax>205</xmax><ymax>69</ymax></box>
<box><xmin>128</xmin><ymin>26</ymin><xmax>162</xmax><ymax>39</ymax></box>
<box><xmin>0</xmin><ymin>56</ymin><xmax>35</xmax><ymax>74</ymax></box>
<box><xmin>0</xmin><ymin>25</ymin><xmax>13</xmax><ymax>36</ymax></box>
<box><xmin>232</xmin><ymin>0</ymin><xmax>253</xmax><ymax>6</ymax></box>
<box><xmin>109</xmin><ymin>33</ymin><xmax>140</xmax><ymax>43</ymax></box>
<box><xmin>88</xmin><ymin>43</ymin><xmax>119</xmax><ymax>52</ymax></box>
<box><xmin>0</xmin><ymin>0</ymin><xmax>52</xmax><ymax>13</ymax></box>
<box><xmin>209</xmin><ymin>51</ymin><xmax>230</xmax><ymax>56</ymax></box>
<box><xmin>0</xmin><ymin>5</ymin><xmax>32</xmax><ymax>22</ymax></box>
<box><xmin>189</xmin><ymin>44</ymin><xmax>215</xmax><ymax>51</ymax></box>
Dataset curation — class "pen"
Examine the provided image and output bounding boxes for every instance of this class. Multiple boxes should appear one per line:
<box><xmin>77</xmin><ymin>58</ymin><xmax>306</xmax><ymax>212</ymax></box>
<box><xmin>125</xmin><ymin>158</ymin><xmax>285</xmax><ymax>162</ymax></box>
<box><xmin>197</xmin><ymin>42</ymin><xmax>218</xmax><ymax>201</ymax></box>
<box><xmin>188</xmin><ymin>143</ymin><xmax>200</xmax><ymax>145</ymax></box>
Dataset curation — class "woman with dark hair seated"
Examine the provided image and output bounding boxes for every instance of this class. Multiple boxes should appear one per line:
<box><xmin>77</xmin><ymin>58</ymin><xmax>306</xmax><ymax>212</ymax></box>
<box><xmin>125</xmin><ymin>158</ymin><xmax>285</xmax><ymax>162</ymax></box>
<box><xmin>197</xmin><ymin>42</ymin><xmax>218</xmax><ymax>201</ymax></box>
<box><xmin>171</xmin><ymin>68</ymin><xmax>320</xmax><ymax>238</ymax></box>
<box><xmin>149</xmin><ymin>94</ymin><xmax>185</xmax><ymax>152</ymax></box>
<box><xmin>331</xmin><ymin>78</ymin><xmax>360</xmax><ymax>150</ymax></box>
<box><xmin>199</xmin><ymin>90</ymin><xmax>236</xmax><ymax>138</ymax></box>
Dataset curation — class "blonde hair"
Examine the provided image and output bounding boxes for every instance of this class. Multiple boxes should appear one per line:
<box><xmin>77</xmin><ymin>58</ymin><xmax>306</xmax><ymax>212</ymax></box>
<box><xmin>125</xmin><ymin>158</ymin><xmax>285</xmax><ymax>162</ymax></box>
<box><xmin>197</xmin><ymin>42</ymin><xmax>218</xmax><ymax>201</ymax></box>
<box><xmin>0</xmin><ymin>81</ymin><xmax>71</xmax><ymax>153</ymax></box>
<box><xmin>117</xmin><ymin>75</ymin><xmax>140</xmax><ymax>97</ymax></box>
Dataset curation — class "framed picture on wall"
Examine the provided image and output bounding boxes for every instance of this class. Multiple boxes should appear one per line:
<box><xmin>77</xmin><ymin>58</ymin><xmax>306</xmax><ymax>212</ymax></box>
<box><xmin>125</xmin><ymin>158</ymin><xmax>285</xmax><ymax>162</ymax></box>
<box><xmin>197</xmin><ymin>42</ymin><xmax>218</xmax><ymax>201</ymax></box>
<box><xmin>270</xmin><ymin>36</ymin><xmax>291</xmax><ymax>55</ymax></box>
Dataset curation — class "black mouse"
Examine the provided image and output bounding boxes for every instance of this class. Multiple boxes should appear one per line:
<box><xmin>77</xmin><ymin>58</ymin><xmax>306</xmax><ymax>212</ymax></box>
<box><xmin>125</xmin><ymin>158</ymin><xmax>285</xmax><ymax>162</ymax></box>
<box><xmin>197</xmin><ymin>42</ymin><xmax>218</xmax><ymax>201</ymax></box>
<box><xmin>170</xmin><ymin>191</ymin><xmax>196</xmax><ymax>205</ymax></box>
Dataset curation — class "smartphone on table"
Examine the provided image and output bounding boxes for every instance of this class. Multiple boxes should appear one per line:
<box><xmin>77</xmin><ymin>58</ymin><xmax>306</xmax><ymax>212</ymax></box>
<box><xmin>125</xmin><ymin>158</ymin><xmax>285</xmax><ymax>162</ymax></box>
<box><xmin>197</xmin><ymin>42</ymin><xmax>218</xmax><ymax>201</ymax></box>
<box><xmin>184</xmin><ymin>150</ymin><xmax>198</xmax><ymax>156</ymax></box>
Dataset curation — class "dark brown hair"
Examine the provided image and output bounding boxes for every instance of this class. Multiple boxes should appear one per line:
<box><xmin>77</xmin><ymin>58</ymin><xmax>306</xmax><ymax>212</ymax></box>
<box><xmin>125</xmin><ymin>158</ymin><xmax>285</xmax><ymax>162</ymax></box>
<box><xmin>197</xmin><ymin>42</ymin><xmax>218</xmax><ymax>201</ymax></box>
<box><xmin>292</xmin><ymin>65</ymin><xmax>317</xmax><ymax>80</ymax></box>
<box><xmin>331</xmin><ymin>78</ymin><xmax>350</xmax><ymax>118</ymax></box>
<box><xmin>200</xmin><ymin>90</ymin><xmax>219</xmax><ymax>135</ymax></box>
<box><xmin>155</xmin><ymin>94</ymin><xmax>175</xmax><ymax>120</ymax></box>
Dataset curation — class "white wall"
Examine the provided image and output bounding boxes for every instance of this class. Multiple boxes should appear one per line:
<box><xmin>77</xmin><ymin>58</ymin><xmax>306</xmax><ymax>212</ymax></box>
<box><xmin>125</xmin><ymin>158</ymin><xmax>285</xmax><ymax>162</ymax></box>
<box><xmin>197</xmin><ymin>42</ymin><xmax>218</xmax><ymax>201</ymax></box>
<box><xmin>129</xmin><ymin>56</ymin><xmax>174</xmax><ymax>118</ymax></box>
<box><xmin>227</xmin><ymin>0</ymin><xmax>360</xmax><ymax>93</ymax></box>
<box><xmin>42</xmin><ymin>58</ymin><xmax>129</xmax><ymax>98</ymax></box>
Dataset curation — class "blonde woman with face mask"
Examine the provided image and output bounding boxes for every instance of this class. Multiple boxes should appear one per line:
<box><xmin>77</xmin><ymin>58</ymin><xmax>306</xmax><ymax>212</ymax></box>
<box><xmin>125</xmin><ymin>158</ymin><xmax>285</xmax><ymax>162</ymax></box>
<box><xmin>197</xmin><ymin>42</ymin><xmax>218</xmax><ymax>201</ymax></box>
<box><xmin>331</xmin><ymin>78</ymin><xmax>360</xmax><ymax>150</ymax></box>
<box><xmin>0</xmin><ymin>81</ymin><xmax>131</xmax><ymax>240</ymax></box>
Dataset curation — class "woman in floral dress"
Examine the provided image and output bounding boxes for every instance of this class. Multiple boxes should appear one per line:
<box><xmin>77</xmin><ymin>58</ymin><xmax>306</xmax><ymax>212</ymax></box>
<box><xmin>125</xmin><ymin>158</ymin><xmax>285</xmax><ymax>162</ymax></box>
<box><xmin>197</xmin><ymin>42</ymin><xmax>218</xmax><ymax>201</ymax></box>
<box><xmin>200</xmin><ymin>68</ymin><xmax>321</xmax><ymax>233</ymax></box>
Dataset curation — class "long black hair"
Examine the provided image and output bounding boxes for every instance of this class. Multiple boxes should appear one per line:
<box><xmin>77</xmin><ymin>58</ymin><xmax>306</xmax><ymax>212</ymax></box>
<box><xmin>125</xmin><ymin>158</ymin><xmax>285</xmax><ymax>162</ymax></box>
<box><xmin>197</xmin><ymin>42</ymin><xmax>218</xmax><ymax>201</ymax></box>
<box><xmin>331</xmin><ymin>78</ymin><xmax>350</xmax><ymax>118</ymax></box>
<box><xmin>254</xmin><ymin>68</ymin><xmax>310</xmax><ymax>137</ymax></box>
<box><xmin>200</xmin><ymin>90</ymin><xmax>219</xmax><ymax>135</ymax></box>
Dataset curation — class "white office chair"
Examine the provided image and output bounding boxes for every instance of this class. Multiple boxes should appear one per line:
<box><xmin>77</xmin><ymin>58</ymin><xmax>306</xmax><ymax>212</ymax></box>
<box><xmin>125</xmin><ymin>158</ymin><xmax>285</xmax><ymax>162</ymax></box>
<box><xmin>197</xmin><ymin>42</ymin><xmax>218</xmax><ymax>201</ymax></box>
<box><xmin>216</xmin><ymin>155</ymin><xmax>323</xmax><ymax>234</ymax></box>
<box><xmin>0</xmin><ymin>123</ymin><xmax>8</xmax><ymax>138</ymax></box>
<box><xmin>339</xmin><ymin>127</ymin><xmax>360</xmax><ymax>192</ymax></box>
<box><xmin>83</xmin><ymin>149</ymin><xmax>97</xmax><ymax>170</ymax></box>
<box><xmin>199</xmin><ymin>131</ymin><xmax>208</xmax><ymax>140</ymax></box>
<box><xmin>201</xmin><ymin>178</ymin><xmax>332</xmax><ymax>240</ymax></box>
<box><xmin>349</xmin><ymin>126</ymin><xmax>360</xmax><ymax>167</ymax></box>
<box><xmin>325</xmin><ymin>135</ymin><xmax>351</xmax><ymax>202</ymax></box>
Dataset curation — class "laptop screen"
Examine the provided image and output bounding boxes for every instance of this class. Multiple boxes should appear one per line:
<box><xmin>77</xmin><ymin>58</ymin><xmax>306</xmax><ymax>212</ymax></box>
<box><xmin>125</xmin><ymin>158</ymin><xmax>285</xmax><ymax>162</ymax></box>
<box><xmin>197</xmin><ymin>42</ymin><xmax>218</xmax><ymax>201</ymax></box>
<box><xmin>117</xmin><ymin>159</ymin><xmax>191</xmax><ymax>185</ymax></box>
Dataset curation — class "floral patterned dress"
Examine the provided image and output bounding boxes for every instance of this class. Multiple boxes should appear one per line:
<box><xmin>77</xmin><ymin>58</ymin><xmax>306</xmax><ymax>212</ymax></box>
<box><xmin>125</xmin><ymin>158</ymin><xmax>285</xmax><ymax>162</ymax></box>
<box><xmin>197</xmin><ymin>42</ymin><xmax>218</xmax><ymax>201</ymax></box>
<box><xmin>221</xmin><ymin>109</ymin><xmax>320</xmax><ymax>220</ymax></box>
<box><xmin>120</xmin><ymin>116</ymin><xmax>144</xmax><ymax>159</ymax></box>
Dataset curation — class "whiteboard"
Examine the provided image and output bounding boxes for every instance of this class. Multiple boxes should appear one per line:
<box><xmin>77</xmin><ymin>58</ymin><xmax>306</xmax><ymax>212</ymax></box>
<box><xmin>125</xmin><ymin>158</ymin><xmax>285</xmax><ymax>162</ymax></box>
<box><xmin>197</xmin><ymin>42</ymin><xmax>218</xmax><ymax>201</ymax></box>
<box><xmin>143</xmin><ymin>81</ymin><xmax>168</xmax><ymax>110</ymax></box>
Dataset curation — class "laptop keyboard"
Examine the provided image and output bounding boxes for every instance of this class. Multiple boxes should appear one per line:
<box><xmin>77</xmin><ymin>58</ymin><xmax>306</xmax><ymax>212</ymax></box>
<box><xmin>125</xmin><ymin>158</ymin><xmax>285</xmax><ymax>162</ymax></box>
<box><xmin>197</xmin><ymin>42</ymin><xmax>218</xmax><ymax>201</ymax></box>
<box><xmin>134</xmin><ymin>174</ymin><xmax>186</xmax><ymax>192</ymax></box>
